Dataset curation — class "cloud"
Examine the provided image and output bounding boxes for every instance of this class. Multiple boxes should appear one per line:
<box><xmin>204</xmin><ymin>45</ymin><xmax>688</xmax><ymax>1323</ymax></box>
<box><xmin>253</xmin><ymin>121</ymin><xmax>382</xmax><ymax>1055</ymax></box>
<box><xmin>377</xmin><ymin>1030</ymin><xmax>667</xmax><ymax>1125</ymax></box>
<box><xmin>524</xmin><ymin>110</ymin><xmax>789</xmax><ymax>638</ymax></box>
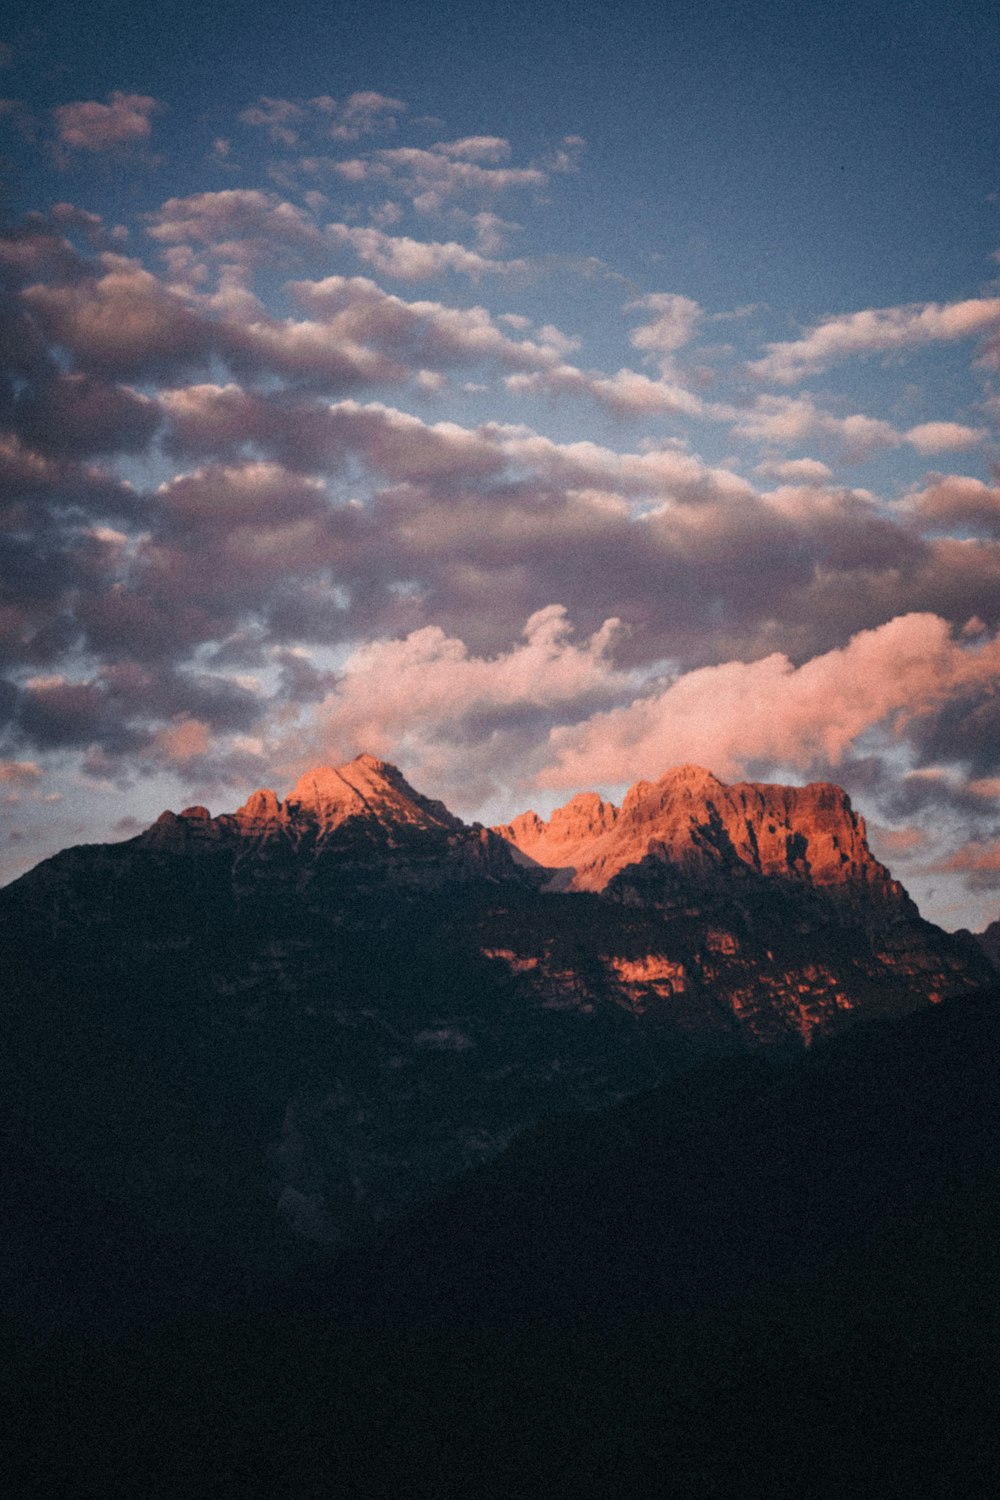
<box><xmin>727</xmin><ymin>393</ymin><xmax>899</xmax><ymax>460</ymax></box>
<box><xmin>238</xmin><ymin>97</ymin><xmax>305</xmax><ymax>147</ymax></box>
<box><xmin>288</xmin><ymin>274</ymin><xmax>573</xmax><ymax>375</ymax></box>
<box><xmin>627</xmin><ymin>293</ymin><xmax>702</xmax><ymax>377</ymax></box>
<box><xmin>324</xmin><ymin>222</ymin><xmax>526</xmax><ymax>281</ymax></box>
<box><xmin>333</xmin><ymin>142</ymin><xmax>547</xmax><ymax>213</ymax></box>
<box><xmin>288</xmin><ymin>91</ymin><xmax>408</xmax><ymax>143</ymax></box>
<box><xmin>912</xmin><ymin>476</ymin><xmax>1000</xmax><ymax>535</ymax></box>
<box><xmin>148</xmin><ymin>189</ymin><xmax>324</xmax><ymax>265</ymax></box>
<box><xmin>14</xmin><ymin>373</ymin><xmax>160</xmax><ymax>458</ymax></box>
<box><xmin>432</xmin><ymin>136</ymin><xmax>511</xmax><ymax>163</ymax></box>
<box><xmin>52</xmin><ymin>92</ymin><xmax>158</xmax><ymax>160</ymax></box>
<box><xmin>904</xmin><ymin>421</ymin><xmax>988</xmax><ymax>454</ymax></box>
<box><xmin>726</xmin><ymin>395</ymin><xmax>986</xmax><ymax>462</ymax></box>
<box><xmin>506</xmin><ymin>364</ymin><xmax>703</xmax><ymax>418</ymax></box>
<box><xmin>0</xmin><ymin>759</ymin><xmax>41</xmax><ymax>783</ymax></box>
<box><xmin>151</xmin><ymin>715</ymin><xmax>212</xmax><ymax>763</ymax></box>
<box><xmin>150</xmin><ymin>385</ymin><xmax>1000</xmax><ymax>670</ymax></box>
<box><xmin>23</xmin><ymin>254</ymin><xmax>215</xmax><ymax>378</ymax></box>
<box><xmin>749</xmin><ymin>297</ymin><xmax>1000</xmax><ymax>384</ymax></box>
<box><xmin>755</xmin><ymin>458</ymin><xmax>834</xmax><ymax>483</ymax></box>
<box><xmin>325</xmin><ymin>91</ymin><xmax>406</xmax><ymax>140</ymax></box>
<box><xmin>537</xmin><ymin>612</ymin><xmax>1000</xmax><ymax>790</ymax></box>
<box><xmin>293</xmin><ymin>605</ymin><xmax>628</xmax><ymax>803</ymax></box>
<box><xmin>924</xmin><ymin>839</ymin><xmax>1000</xmax><ymax>891</ymax></box>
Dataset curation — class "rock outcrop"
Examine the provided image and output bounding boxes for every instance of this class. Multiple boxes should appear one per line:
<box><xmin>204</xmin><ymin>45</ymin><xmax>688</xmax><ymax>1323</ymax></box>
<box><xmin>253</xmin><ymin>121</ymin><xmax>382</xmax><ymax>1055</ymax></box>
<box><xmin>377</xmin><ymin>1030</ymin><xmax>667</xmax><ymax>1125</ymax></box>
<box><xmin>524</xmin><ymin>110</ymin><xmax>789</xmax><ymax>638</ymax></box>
<box><xmin>495</xmin><ymin>763</ymin><xmax>902</xmax><ymax>908</ymax></box>
<box><xmin>139</xmin><ymin>752</ymin><xmax>521</xmax><ymax>896</ymax></box>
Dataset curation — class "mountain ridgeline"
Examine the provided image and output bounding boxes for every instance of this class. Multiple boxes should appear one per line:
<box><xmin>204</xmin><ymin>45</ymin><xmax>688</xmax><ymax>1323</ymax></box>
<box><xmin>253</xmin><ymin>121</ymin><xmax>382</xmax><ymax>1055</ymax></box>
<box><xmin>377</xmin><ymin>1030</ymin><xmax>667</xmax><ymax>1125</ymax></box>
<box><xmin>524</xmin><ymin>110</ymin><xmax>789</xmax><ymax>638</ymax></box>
<box><xmin>2</xmin><ymin>753</ymin><xmax>989</xmax><ymax>1265</ymax></box>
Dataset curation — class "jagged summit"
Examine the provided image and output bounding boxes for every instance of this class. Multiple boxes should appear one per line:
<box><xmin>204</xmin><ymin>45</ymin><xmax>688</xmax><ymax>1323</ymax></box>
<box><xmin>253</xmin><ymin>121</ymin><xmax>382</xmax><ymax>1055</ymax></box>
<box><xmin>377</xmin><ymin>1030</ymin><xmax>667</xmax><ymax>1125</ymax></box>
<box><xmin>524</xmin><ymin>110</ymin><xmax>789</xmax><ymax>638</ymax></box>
<box><xmin>139</xmin><ymin>756</ymin><xmax>904</xmax><ymax>909</ymax></box>
<box><xmin>495</xmin><ymin>763</ymin><xmax>902</xmax><ymax>904</ymax></box>
<box><xmin>283</xmin><ymin>754</ymin><xmax>462</xmax><ymax>834</ymax></box>
<box><xmin>149</xmin><ymin>753</ymin><xmax>464</xmax><ymax>847</ymax></box>
<box><xmin>136</xmin><ymin>752</ymin><xmax>516</xmax><ymax>893</ymax></box>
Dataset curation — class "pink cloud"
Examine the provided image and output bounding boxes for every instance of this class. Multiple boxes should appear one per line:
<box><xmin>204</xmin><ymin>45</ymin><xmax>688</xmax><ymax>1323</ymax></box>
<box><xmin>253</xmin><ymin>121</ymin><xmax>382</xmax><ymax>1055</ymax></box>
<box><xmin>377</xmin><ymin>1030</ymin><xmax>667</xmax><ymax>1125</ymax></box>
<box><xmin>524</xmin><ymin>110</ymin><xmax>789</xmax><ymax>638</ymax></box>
<box><xmin>750</xmin><ymin>298</ymin><xmax>1000</xmax><ymax>384</ymax></box>
<box><xmin>0</xmin><ymin>760</ymin><xmax>42</xmax><ymax>784</ymax></box>
<box><xmin>151</xmin><ymin>715</ymin><xmax>211</xmax><ymax>763</ymax></box>
<box><xmin>53</xmin><ymin>91</ymin><xmax>158</xmax><ymax>158</ymax></box>
<box><xmin>506</xmin><ymin>364</ymin><xmax>703</xmax><ymax>418</ymax></box>
<box><xmin>333</xmin><ymin>143</ymin><xmax>547</xmax><ymax>213</ymax></box>
<box><xmin>727</xmin><ymin>393</ymin><xmax>900</xmax><ymax>460</ymax></box>
<box><xmin>289</xmin><ymin>274</ymin><xmax>573</xmax><ymax>374</ymax></box>
<box><xmin>148</xmin><ymin>190</ymin><xmax>323</xmax><ymax>264</ymax></box>
<box><xmin>289</xmin><ymin>606</ymin><xmax>628</xmax><ymax>803</ymax></box>
<box><xmin>755</xmin><ymin>457</ymin><xmax>833</xmax><ymax>483</ymax></box>
<box><xmin>538</xmin><ymin>612</ymin><xmax>1000</xmax><ymax>789</ymax></box>
<box><xmin>904</xmin><ymin>421</ymin><xmax>987</xmax><ymax>454</ymax></box>
<box><xmin>627</xmin><ymin>292</ymin><xmax>702</xmax><ymax>377</ymax></box>
<box><xmin>23</xmin><ymin>254</ymin><xmax>213</xmax><ymax>376</ymax></box>
<box><xmin>924</xmin><ymin>839</ymin><xmax>1000</xmax><ymax>889</ymax></box>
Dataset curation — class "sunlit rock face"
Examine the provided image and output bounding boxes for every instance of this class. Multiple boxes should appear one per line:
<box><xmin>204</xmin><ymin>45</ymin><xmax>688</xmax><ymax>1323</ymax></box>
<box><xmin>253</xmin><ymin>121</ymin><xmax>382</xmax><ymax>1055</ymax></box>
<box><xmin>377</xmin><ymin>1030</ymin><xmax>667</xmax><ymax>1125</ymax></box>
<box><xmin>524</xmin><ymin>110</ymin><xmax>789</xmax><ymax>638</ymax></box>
<box><xmin>140</xmin><ymin>752</ymin><xmax>520</xmax><ymax>895</ymax></box>
<box><xmin>2</xmin><ymin>755</ymin><xmax>992</xmax><ymax>1248</ymax></box>
<box><xmin>496</xmin><ymin>763</ymin><xmax>902</xmax><ymax>907</ymax></box>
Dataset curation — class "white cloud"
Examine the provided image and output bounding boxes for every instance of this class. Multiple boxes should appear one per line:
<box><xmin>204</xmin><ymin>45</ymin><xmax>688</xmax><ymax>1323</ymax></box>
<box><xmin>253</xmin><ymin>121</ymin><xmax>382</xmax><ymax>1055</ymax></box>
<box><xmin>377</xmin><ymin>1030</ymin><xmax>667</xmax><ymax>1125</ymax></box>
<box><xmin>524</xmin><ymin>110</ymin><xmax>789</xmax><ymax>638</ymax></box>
<box><xmin>904</xmin><ymin>421</ymin><xmax>987</xmax><ymax>454</ymax></box>
<box><xmin>749</xmin><ymin>298</ymin><xmax>1000</xmax><ymax>384</ymax></box>
<box><xmin>324</xmin><ymin>222</ymin><xmax>526</xmax><ymax>281</ymax></box>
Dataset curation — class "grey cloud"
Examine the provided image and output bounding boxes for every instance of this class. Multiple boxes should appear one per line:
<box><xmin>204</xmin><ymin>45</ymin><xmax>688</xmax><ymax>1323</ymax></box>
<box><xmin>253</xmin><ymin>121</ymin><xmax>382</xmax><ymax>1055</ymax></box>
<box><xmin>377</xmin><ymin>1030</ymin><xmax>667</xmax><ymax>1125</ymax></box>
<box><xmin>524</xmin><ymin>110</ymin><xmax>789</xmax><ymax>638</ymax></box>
<box><xmin>23</xmin><ymin>256</ymin><xmax>216</xmax><ymax>380</ymax></box>
<box><xmin>907</xmin><ymin>688</ymin><xmax>1000</xmax><ymax>778</ymax></box>
<box><xmin>14</xmin><ymin>373</ymin><xmax>160</xmax><ymax>458</ymax></box>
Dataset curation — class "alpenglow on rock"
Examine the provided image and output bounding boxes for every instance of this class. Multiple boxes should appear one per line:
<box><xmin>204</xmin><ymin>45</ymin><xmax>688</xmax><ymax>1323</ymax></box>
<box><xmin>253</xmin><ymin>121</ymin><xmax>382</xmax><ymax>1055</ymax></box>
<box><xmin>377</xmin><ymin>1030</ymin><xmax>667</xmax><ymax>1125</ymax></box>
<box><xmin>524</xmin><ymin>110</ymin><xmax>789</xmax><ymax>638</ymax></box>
<box><xmin>495</xmin><ymin>763</ymin><xmax>903</xmax><ymax>908</ymax></box>
<box><xmin>140</xmin><ymin>752</ymin><xmax>519</xmax><ymax>895</ymax></box>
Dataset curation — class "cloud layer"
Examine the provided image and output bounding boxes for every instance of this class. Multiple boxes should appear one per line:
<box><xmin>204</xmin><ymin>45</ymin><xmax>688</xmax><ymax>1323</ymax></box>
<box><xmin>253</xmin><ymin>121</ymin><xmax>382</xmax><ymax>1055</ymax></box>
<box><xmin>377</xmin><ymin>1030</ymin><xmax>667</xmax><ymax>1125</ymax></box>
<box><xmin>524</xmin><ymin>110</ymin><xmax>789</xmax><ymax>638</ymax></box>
<box><xmin>2</xmin><ymin>94</ymin><xmax>1000</xmax><ymax>927</ymax></box>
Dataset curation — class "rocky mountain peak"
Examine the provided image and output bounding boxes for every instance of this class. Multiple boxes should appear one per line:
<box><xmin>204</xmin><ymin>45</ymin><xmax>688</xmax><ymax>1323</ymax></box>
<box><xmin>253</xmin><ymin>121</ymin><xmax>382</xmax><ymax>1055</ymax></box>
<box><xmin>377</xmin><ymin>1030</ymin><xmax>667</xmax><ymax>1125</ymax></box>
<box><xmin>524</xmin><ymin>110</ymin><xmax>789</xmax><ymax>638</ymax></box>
<box><xmin>285</xmin><ymin>756</ymin><xmax>462</xmax><ymax>835</ymax></box>
<box><xmin>496</xmin><ymin>765</ymin><xmax>903</xmax><ymax>904</ymax></box>
<box><xmin>660</xmin><ymin>763</ymin><xmax>720</xmax><ymax>790</ymax></box>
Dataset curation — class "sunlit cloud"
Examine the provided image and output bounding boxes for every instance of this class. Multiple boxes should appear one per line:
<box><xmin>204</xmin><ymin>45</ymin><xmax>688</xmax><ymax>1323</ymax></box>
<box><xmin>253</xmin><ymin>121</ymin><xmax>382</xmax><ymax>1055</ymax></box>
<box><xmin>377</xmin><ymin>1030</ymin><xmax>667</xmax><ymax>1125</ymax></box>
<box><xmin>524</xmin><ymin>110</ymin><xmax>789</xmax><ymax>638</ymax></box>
<box><xmin>750</xmin><ymin>297</ymin><xmax>1000</xmax><ymax>384</ymax></box>
<box><xmin>52</xmin><ymin>91</ymin><xmax>159</xmax><ymax>162</ymax></box>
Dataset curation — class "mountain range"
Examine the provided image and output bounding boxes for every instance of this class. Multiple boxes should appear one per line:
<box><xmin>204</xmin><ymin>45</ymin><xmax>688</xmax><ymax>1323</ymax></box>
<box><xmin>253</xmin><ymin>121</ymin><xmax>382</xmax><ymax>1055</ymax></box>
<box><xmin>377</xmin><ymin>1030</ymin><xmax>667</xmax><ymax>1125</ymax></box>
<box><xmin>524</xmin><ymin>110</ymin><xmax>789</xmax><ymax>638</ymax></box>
<box><xmin>4</xmin><ymin>753</ymin><xmax>1000</xmax><ymax>1495</ymax></box>
<box><xmin>2</xmin><ymin>753</ymin><xmax>992</xmax><ymax>1254</ymax></box>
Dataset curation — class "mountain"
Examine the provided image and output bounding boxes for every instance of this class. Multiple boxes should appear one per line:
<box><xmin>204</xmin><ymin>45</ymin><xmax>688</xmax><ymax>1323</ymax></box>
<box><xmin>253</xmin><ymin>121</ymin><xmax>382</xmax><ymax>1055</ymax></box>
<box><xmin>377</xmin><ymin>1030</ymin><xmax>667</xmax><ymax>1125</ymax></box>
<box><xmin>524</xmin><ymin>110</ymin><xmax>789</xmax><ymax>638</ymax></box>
<box><xmin>977</xmin><ymin>916</ymin><xmax>1000</xmax><ymax>971</ymax></box>
<box><xmin>1</xmin><ymin>755</ymin><xmax>992</xmax><ymax>1292</ymax></box>
<box><xmin>495</xmin><ymin>762</ymin><xmax>903</xmax><ymax>908</ymax></box>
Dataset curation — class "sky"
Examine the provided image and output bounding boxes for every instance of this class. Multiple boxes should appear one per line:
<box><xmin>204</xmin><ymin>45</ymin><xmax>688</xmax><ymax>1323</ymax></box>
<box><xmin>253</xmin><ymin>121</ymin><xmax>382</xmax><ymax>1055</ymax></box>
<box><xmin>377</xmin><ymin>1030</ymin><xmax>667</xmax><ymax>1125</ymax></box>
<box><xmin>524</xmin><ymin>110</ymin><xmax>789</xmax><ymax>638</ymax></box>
<box><xmin>2</xmin><ymin>0</ymin><xmax>1000</xmax><ymax>930</ymax></box>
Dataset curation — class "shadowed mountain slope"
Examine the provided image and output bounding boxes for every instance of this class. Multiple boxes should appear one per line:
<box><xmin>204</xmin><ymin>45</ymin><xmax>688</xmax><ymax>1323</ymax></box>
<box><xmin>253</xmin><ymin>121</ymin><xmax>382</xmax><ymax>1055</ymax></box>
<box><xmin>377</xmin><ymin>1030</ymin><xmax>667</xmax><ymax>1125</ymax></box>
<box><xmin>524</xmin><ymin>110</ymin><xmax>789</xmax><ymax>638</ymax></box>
<box><xmin>9</xmin><ymin>990</ymin><xmax>1000</xmax><ymax>1500</ymax></box>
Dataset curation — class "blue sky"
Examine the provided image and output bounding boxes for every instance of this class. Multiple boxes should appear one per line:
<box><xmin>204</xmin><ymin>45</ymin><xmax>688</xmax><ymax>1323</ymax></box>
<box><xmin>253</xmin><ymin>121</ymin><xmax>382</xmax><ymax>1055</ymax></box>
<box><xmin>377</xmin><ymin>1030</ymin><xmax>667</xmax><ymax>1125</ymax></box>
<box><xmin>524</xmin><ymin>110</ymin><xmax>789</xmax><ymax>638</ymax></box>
<box><xmin>2</xmin><ymin>0</ymin><xmax>1000</xmax><ymax>929</ymax></box>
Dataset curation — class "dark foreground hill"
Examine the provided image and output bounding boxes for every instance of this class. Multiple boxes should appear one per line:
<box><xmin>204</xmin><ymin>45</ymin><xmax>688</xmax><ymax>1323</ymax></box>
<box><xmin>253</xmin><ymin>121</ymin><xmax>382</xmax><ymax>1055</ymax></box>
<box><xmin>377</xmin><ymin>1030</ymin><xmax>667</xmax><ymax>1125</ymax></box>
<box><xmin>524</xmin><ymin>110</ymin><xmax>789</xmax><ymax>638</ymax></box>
<box><xmin>6</xmin><ymin>990</ymin><xmax>1000</xmax><ymax>1499</ymax></box>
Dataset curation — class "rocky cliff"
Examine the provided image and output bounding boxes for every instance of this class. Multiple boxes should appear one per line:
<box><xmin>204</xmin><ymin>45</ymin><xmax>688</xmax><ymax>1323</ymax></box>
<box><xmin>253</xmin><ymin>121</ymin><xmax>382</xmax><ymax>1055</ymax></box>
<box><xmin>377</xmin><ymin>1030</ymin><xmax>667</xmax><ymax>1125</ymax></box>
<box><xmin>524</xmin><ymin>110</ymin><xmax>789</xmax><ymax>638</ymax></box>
<box><xmin>496</xmin><ymin>763</ymin><xmax>903</xmax><ymax>909</ymax></box>
<box><xmin>140</xmin><ymin>752</ymin><xmax>518</xmax><ymax>894</ymax></box>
